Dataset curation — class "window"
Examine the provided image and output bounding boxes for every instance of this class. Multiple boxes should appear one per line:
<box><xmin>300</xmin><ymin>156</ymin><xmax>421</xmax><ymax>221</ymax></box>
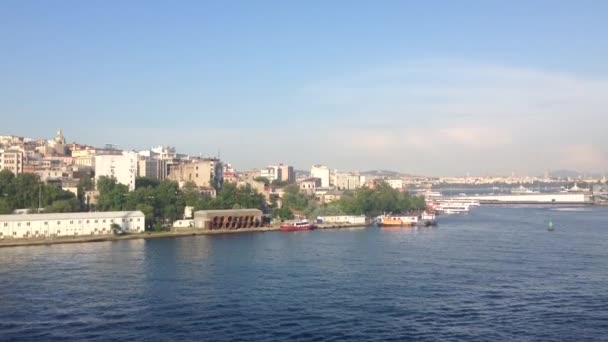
<box><xmin>44</xmin><ymin>222</ymin><xmax>48</xmax><ymax>225</ymax></box>
<box><xmin>17</xmin><ymin>223</ymin><xmax>21</xmax><ymax>227</ymax></box>
<box><xmin>86</xmin><ymin>220</ymin><xmax>89</xmax><ymax>223</ymax></box>
<box><xmin>110</xmin><ymin>219</ymin><xmax>114</xmax><ymax>223</ymax></box>
<box><xmin>26</xmin><ymin>222</ymin><xmax>30</xmax><ymax>226</ymax></box>
<box><xmin>95</xmin><ymin>220</ymin><xmax>98</xmax><ymax>223</ymax></box>
<box><xmin>57</xmin><ymin>221</ymin><xmax>60</xmax><ymax>225</ymax></box>
<box><xmin>129</xmin><ymin>218</ymin><xmax>133</xmax><ymax>222</ymax></box>
<box><xmin>70</xmin><ymin>221</ymin><xmax>73</xmax><ymax>224</ymax></box>
<box><xmin>3</xmin><ymin>223</ymin><xmax>6</xmax><ymax>227</ymax></box>
<box><xmin>103</xmin><ymin>220</ymin><xmax>106</xmax><ymax>223</ymax></box>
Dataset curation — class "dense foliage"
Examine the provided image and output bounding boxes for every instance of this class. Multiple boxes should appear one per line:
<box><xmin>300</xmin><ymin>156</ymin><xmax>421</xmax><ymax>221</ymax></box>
<box><xmin>276</xmin><ymin>181</ymin><xmax>426</xmax><ymax>219</ymax></box>
<box><xmin>95</xmin><ymin>177</ymin><xmax>267</xmax><ymax>230</ymax></box>
<box><xmin>337</xmin><ymin>182</ymin><xmax>426</xmax><ymax>217</ymax></box>
<box><xmin>0</xmin><ymin>169</ymin><xmax>80</xmax><ymax>214</ymax></box>
<box><xmin>0</xmin><ymin>169</ymin><xmax>425</xmax><ymax>228</ymax></box>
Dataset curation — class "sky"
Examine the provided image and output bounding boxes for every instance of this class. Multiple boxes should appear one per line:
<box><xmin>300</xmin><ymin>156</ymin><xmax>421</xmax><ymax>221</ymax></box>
<box><xmin>1</xmin><ymin>0</ymin><xmax>607</xmax><ymax>176</ymax></box>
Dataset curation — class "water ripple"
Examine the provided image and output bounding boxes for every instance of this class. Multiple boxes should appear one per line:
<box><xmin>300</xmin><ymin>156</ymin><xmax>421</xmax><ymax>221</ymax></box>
<box><xmin>1</xmin><ymin>206</ymin><xmax>608</xmax><ymax>341</ymax></box>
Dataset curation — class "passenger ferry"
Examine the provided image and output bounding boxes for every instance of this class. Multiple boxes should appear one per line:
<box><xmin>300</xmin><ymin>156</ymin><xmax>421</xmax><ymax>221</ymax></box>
<box><xmin>280</xmin><ymin>220</ymin><xmax>314</xmax><ymax>231</ymax></box>
<box><xmin>435</xmin><ymin>202</ymin><xmax>470</xmax><ymax>214</ymax></box>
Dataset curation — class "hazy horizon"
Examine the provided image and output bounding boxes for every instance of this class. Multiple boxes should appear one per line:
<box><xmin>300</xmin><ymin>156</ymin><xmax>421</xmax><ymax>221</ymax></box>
<box><xmin>2</xmin><ymin>1</ymin><xmax>607</xmax><ymax>176</ymax></box>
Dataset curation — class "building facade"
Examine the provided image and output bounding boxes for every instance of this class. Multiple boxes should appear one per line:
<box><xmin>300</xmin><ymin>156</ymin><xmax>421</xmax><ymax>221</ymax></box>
<box><xmin>260</xmin><ymin>165</ymin><xmax>282</xmax><ymax>182</ymax></box>
<box><xmin>95</xmin><ymin>151</ymin><xmax>139</xmax><ymax>191</ymax></box>
<box><xmin>311</xmin><ymin>164</ymin><xmax>331</xmax><ymax>188</ymax></box>
<box><xmin>193</xmin><ymin>209</ymin><xmax>263</xmax><ymax>230</ymax></box>
<box><xmin>0</xmin><ymin>211</ymin><xmax>145</xmax><ymax>239</ymax></box>
<box><xmin>167</xmin><ymin>159</ymin><xmax>223</xmax><ymax>189</ymax></box>
<box><xmin>300</xmin><ymin>178</ymin><xmax>322</xmax><ymax>195</ymax></box>
<box><xmin>335</xmin><ymin>172</ymin><xmax>363</xmax><ymax>190</ymax></box>
<box><xmin>279</xmin><ymin>164</ymin><xmax>295</xmax><ymax>183</ymax></box>
<box><xmin>0</xmin><ymin>149</ymin><xmax>24</xmax><ymax>175</ymax></box>
<box><xmin>386</xmin><ymin>179</ymin><xmax>404</xmax><ymax>189</ymax></box>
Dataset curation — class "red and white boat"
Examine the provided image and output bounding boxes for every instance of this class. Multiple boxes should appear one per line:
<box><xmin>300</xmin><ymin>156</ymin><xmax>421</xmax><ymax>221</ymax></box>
<box><xmin>280</xmin><ymin>220</ymin><xmax>313</xmax><ymax>231</ymax></box>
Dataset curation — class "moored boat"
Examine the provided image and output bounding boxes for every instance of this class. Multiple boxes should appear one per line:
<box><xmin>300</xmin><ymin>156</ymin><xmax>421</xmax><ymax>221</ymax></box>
<box><xmin>418</xmin><ymin>212</ymin><xmax>437</xmax><ymax>226</ymax></box>
<box><xmin>280</xmin><ymin>220</ymin><xmax>313</xmax><ymax>231</ymax></box>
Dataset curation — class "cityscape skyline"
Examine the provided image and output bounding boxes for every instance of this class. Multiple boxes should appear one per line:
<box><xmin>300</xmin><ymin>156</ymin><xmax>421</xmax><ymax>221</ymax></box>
<box><xmin>1</xmin><ymin>1</ymin><xmax>607</xmax><ymax>175</ymax></box>
<box><xmin>1</xmin><ymin>128</ymin><xmax>605</xmax><ymax>179</ymax></box>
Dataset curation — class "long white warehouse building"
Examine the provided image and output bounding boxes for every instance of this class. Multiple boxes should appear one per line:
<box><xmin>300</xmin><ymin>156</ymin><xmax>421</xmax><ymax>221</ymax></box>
<box><xmin>0</xmin><ymin>211</ymin><xmax>145</xmax><ymax>239</ymax></box>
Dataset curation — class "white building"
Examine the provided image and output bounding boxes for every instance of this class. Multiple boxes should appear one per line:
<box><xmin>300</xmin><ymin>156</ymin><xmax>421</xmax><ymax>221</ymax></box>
<box><xmin>95</xmin><ymin>151</ymin><xmax>138</xmax><ymax>191</ymax></box>
<box><xmin>386</xmin><ymin>179</ymin><xmax>404</xmax><ymax>189</ymax></box>
<box><xmin>311</xmin><ymin>164</ymin><xmax>331</xmax><ymax>188</ymax></box>
<box><xmin>0</xmin><ymin>211</ymin><xmax>145</xmax><ymax>239</ymax></box>
<box><xmin>335</xmin><ymin>172</ymin><xmax>363</xmax><ymax>190</ymax></box>
<box><xmin>260</xmin><ymin>165</ymin><xmax>282</xmax><ymax>182</ymax></box>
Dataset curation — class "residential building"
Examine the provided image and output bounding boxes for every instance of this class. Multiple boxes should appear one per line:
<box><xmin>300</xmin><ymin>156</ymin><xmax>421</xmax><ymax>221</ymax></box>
<box><xmin>317</xmin><ymin>190</ymin><xmax>343</xmax><ymax>203</ymax></box>
<box><xmin>279</xmin><ymin>164</ymin><xmax>295</xmax><ymax>183</ymax></box>
<box><xmin>137</xmin><ymin>158</ymin><xmax>168</xmax><ymax>180</ymax></box>
<box><xmin>167</xmin><ymin>159</ymin><xmax>223</xmax><ymax>189</ymax></box>
<box><xmin>386</xmin><ymin>178</ymin><xmax>404</xmax><ymax>189</ymax></box>
<box><xmin>260</xmin><ymin>165</ymin><xmax>282</xmax><ymax>182</ymax></box>
<box><xmin>0</xmin><ymin>211</ymin><xmax>145</xmax><ymax>239</ymax></box>
<box><xmin>311</xmin><ymin>164</ymin><xmax>331</xmax><ymax>188</ymax></box>
<box><xmin>335</xmin><ymin>172</ymin><xmax>363</xmax><ymax>190</ymax></box>
<box><xmin>0</xmin><ymin>149</ymin><xmax>24</xmax><ymax>175</ymax></box>
<box><xmin>300</xmin><ymin>178</ymin><xmax>322</xmax><ymax>195</ymax></box>
<box><xmin>239</xmin><ymin>170</ymin><xmax>262</xmax><ymax>182</ymax></box>
<box><xmin>0</xmin><ymin>135</ymin><xmax>25</xmax><ymax>147</ymax></box>
<box><xmin>95</xmin><ymin>151</ymin><xmax>139</xmax><ymax>191</ymax></box>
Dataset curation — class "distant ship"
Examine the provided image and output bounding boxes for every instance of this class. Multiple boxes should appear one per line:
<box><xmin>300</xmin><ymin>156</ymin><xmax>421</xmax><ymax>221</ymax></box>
<box><xmin>280</xmin><ymin>220</ymin><xmax>313</xmax><ymax>231</ymax></box>
<box><xmin>511</xmin><ymin>185</ymin><xmax>539</xmax><ymax>194</ymax></box>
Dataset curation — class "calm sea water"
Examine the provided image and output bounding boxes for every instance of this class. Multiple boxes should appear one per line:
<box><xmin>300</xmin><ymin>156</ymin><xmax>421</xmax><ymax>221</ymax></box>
<box><xmin>1</xmin><ymin>206</ymin><xmax>607</xmax><ymax>341</ymax></box>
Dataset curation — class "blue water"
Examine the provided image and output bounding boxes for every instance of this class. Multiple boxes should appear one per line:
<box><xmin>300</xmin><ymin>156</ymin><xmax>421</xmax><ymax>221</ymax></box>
<box><xmin>1</xmin><ymin>206</ymin><xmax>607</xmax><ymax>341</ymax></box>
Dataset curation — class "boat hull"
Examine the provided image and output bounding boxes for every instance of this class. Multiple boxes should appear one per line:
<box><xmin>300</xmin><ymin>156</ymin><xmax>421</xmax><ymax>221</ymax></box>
<box><xmin>280</xmin><ymin>224</ymin><xmax>313</xmax><ymax>231</ymax></box>
<box><xmin>377</xmin><ymin>222</ymin><xmax>415</xmax><ymax>227</ymax></box>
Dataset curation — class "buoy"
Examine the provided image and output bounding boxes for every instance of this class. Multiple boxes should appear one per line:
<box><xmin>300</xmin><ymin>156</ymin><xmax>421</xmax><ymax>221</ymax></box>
<box><xmin>547</xmin><ymin>220</ymin><xmax>554</xmax><ymax>232</ymax></box>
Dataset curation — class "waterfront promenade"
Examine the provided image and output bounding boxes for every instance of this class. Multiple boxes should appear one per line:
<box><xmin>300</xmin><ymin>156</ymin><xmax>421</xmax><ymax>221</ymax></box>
<box><xmin>0</xmin><ymin>223</ymin><xmax>369</xmax><ymax>248</ymax></box>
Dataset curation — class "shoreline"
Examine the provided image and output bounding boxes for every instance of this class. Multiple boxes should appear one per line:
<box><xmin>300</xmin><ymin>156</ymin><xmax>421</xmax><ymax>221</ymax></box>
<box><xmin>0</xmin><ymin>224</ymin><xmax>370</xmax><ymax>248</ymax></box>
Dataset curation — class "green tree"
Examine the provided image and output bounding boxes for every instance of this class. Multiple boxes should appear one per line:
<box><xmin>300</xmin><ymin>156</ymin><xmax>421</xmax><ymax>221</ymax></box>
<box><xmin>273</xmin><ymin>207</ymin><xmax>294</xmax><ymax>220</ymax></box>
<box><xmin>271</xmin><ymin>179</ymin><xmax>289</xmax><ymax>188</ymax></box>
<box><xmin>281</xmin><ymin>185</ymin><xmax>309</xmax><ymax>212</ymax></box>
<box><xmin>96</xmin><ymin>176</ymin><xmax>129</xmax><ymax>211</ymax></box>
<box><xmin>254</xmin><ymin>176</ymin><xmax>270</xmax><ymax>185</ymax></box>
<box><xmin>135</xmin><ymin>177</ymin><xmax>161</xmax><ymax>189</ymax></box>
<box><xmin>77</xmin><ymin>177</ymin><xmax>95</xmax><ymax>210</ymax></box>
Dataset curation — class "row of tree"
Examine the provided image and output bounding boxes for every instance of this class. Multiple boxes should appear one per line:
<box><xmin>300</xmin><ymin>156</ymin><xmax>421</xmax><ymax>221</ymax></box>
<box><xmin>0</xmin><ymin>169</ymin><xmax>426</xmax><ymax>228</ymax></box>
<box><xmin>0</xmin><ymin>169</ymin><xmax>88</xmax><ymax>214</ymax></box>
<box><xmin>95</xmin><ymin>177</ymin><xmax>267</xmax><ymax>230</ymax></box>
<box><xmin>275</xmin><ymin>181</ymin><xmax>426</xmax><ymax>220</ymax></box>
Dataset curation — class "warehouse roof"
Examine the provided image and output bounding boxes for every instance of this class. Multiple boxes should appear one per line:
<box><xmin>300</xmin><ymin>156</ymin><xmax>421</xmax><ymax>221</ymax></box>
<box><xmin>0</xmin><ymin>211</ymin><xmax>145</xmax><ymax>222</ymax></box>
<box><xmin>194</xmin><ymin>209</ymin><xmax>262</xmax><ymax>216</ymax></box>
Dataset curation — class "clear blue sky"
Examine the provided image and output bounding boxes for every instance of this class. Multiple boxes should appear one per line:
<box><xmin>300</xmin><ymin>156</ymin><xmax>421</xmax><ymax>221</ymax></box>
<box><xmin>1</xmin><ymin>1</ymin><xmax>607</xmax><ymax>175</ymax></box>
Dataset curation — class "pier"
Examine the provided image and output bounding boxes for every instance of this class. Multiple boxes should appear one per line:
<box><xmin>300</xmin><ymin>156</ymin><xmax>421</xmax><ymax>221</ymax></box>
<box><xmin>455</xmin><ymin>193</ymin><xmax>591</xmax><ymax>205</ymax></box>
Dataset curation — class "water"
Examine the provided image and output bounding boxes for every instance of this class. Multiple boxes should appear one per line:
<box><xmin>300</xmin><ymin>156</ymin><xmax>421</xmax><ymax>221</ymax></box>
<box><xmin>1</xmin><ymin>206</ymin><xmax>607</xmax><ymax>341</ymax></box>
